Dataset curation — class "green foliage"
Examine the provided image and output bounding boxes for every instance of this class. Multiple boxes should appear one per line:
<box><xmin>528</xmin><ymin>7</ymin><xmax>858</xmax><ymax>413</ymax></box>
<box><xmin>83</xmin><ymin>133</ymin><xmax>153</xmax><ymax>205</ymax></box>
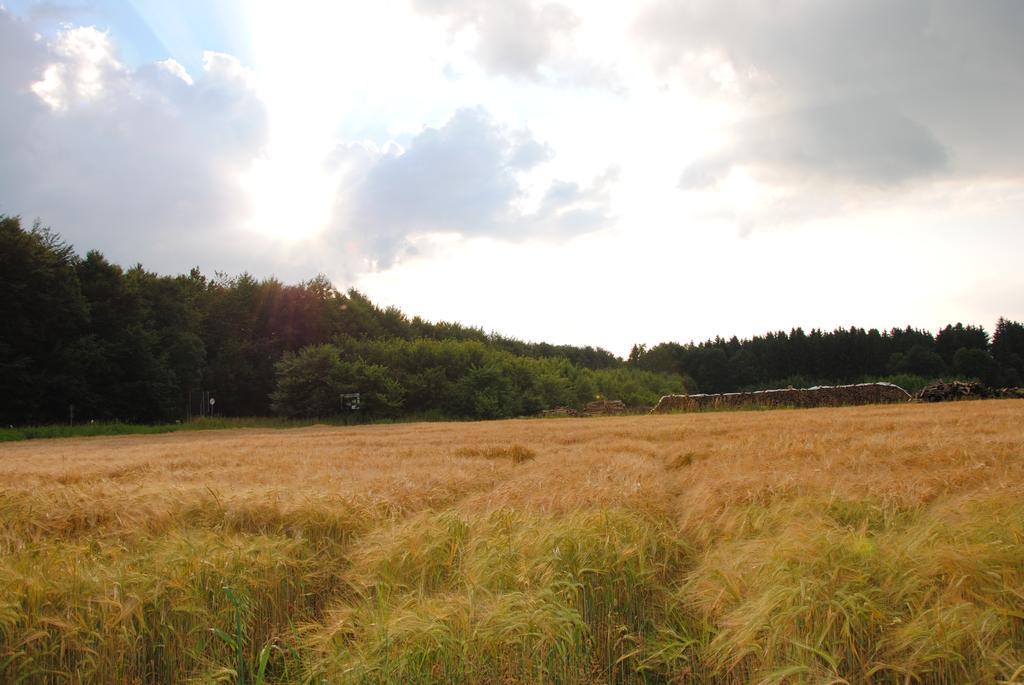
<box><xmin>3</xmin><ymin>213</ymin><xmax>1023</xmax><ymax>427</ymax></box>
<box><xmin>865</xmin><ymin>374</ymin><xmax>934</xmax><ymax>395</ymax></box>
<box><xmin>631</xmin><ymin>322</ymin><xmax>1024</xmax><ymax>395</ymax></box>
<box><xmin>272</xmin><ymin>338</ymin><xmax>686</xmax><ymax>420</ymax></box>
<box><xmin>269</xmin><ymin>345</ymin><xmax>345</xmax><ymax>418</ymax></box>
<box><xmin>951</xmin><ymin>347</ymin><xmax>1001</xmax><ymax>386</ymax></box>
<box><xmin>0</xmin><ymin>216</ymin><xmax>631</xmax><ymax>425</ymax></box>
<box><xmin>0</xmin><ymin>216</ymin><xmax>88</xmax><ymax>421</ymax></box>
<box><xmin>890</xmin><ymin>343</ymin><xmax>947</xmax><ymax>377</ymax></box>
<box><xmin>71</xmin><ymin>252</ymin><xmax>206</xmax><ymax>422</ymax></box>
<box><xmin>992</xmin><ymin>317</ymin><xmax>1024</xmax><ymax>385</ymax></box>
<box><xmin>586</xmin><ymin>366</ymin><xmax>686</xmax><ymax>407</ymax></box>
<box><xmin>270</xmin><ymin>345</ymin><xmax>405</xmax><ymax>419</ymax></box>
<box><xmin>935</xmin><ymin>322</ymin><xmax>989</xmax><ymax>367</ymax></box>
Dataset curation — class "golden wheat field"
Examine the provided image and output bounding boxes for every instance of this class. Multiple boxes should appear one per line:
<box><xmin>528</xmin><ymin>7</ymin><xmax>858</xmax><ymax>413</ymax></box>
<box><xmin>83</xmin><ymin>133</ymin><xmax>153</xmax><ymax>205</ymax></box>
<box><xmin>1</xmin><ymin>401</ymin><xmax>1023</xmax><ymax>684</ymax></box>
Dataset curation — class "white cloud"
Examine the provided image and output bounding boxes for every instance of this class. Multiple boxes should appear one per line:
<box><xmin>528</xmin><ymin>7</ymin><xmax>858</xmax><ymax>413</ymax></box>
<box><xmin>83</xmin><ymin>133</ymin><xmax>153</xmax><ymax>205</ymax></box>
<box><xmin>155</xmin><ymin>58</ymin><xmax>193</xmax><ymax>86</ymax></box>
<box><xmin>0</xmin><ymin>9</ymin><xmax>271</xmax><ymax>274</ymax></box>
<box><xmin>412</xmin><ymin>0</ymin><xmax>621</xmax><ymax>90</ymax></box>
<box><xmin>29</xmin><ymin>25</ymin><xmax>117</xmax><ymax>108</ymax></box>
<box><xmin>330</xmin><ymin>107</ymin><xmax>614</xmax><ymax>269</ymax></box>
<box><xmin>414</xmin><ymin>0</ymin><xmax>577</xmax><ymax>79</ymax></box>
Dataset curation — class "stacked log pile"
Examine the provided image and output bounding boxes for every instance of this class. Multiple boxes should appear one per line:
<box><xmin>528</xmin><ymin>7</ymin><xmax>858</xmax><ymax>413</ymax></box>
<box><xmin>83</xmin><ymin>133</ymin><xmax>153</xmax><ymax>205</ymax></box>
<box><xmin>917</xmin><ymin>381</ymin><xmax>1024</xmax><ymax>401</ymax></box>
<box><xmin>540</xmin><ymin>406</ymin><xmax>585</xmax><ymax>417</ymax></box>
<box><xmin>583</xmin><ymin>400</ymin><xmax>627</xmax><ymax>416</ymax></box>
<box><xmin>651</xmin><ymin>382</ymin><xmax>912</xmax><ymax>414</ymax></box>
<box><xmin>917</xmin><ymin>381</ymin><xmax>986</xmax><ymax>402</ymax></box>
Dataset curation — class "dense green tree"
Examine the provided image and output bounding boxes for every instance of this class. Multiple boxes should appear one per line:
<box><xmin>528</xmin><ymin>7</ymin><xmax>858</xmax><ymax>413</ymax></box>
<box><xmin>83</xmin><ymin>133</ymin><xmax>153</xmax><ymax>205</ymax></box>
<box><xmin>936</xmin><ymin>323</ymin><xmax>989</xmax><ymax>367</ymax></box>
<box><xmin>336</xmin><ymin>359</ymin><xmax>405</xmax><ymax>418</ymax></box>
<box><xmin>3</xmin><ymin>214</ymin><xmax>1021</xmax><ymax>426</ymax></box>
<box><xmin>0</xmin><ymin>217</ymin><xmax>87</xmax><ymax>423</ymax></box>
<box><xmin>992</xmin><ymin>318</ymin><xmax>1024</xmax><ymax>385</ymax></box>
<box><xmin>729</xmin><ymin>348</ymin><xmax>759</xmax><ymax>388</ymax></box>
<box><xmin>127</xmin><ymin>266</ymin><xmax>206</xmax><ymax>418</ymax></box>
<box><xmin>888</xmin><ymin>344</ymin><xmax>947</xmax><ymax>378</ymax></box>
<box><xmin>694</xmin><ymin>347</ymin><xmax>731</xmax><ymax>393</ymax></box>
<box><xmin>198</xmin><ymin>272</ymin><xmax>273</xmax><ymax>416</ymax></box>
<box><xmin>74</xmin><ymin>252</ymin><xmax>156</xmax><ymax>420</ymax></box>
<box><xmin>272</xmin><ymin>337</ymin><xmax>683</xmax><ymax>420</ymax></box>
<box><xmin>269</xmin><ymin>343</ymin><xmax>407</xmax><ymax>419</ymax></box>
<box><xmin>270</xmin><ymin>345</ymin><xmax>345</xmax><ymax>418</ymax></box>
<box><xmin>583</xmin><ymin>366</ymin><xmax>685</xmax><ymax>407</ymax></box>
<box><xmin>625</xmin><ymin>321</ymin><xmax>1015</xmax><ymax>394</ymax></box>
<box><xmin>953</xmin><ymin>348</ymin><xmax>1000</xmax><ymax>386</ymax></box>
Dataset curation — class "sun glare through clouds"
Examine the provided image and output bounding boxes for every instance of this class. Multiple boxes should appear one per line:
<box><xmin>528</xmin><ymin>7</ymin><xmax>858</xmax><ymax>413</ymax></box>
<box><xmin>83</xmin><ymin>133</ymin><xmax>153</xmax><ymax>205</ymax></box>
<box><xmin>0</xmin><ymin>0</ymin><xmax>1020</xmax><ymax>350</ymax></box>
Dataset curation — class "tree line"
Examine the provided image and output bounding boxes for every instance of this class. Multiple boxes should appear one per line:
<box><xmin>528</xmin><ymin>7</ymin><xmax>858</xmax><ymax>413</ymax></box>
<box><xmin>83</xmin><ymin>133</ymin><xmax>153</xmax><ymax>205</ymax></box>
<box><xmin>0</xmin><ymin>216</ymin><xmax>674</xmax><ymax>424</ymax></box>
<box><xmin>269</xmin><ymin>339</ymin><xmax>682</xmax><ymax>420</ymax></box>
<box><xmin>3</xmin><ymin>215</ymin><xmax>1022</xmax><ymax>425</ymax></box>
<box><xmin>628</xmin><ymin>320</ymin><xmax>1024</xmax><ymax>394</ymax></box>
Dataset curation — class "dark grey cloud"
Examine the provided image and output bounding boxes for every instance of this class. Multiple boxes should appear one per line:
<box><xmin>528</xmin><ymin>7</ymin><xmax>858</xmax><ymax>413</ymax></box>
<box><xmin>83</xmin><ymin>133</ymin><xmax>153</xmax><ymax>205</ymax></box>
<box><xmin>0</xmin><ymin>9</ymin><xmax>269</xmax><ymax>274</ymax></box>
<box><xmin>680</xmin><ymin>101</ymin><xmax>950</xmax><ymax>189</ymax></box>
<box><xmin>333</xmin><ymin>107</ymin><xmax>614</xmax><ymax>268</ymax></box>
<box><xmin>637</xmin><ymin>1</ymin><xmax>1024</xmax><ymax>188</ymax></box>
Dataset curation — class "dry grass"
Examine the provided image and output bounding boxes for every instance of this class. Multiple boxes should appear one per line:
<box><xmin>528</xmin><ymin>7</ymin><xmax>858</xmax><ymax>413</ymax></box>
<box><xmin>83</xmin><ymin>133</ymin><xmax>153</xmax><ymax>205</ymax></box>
<box><xmin>1</xmin><ymin>402</ymin><xmax>1022</xmax><ymax>683</ymax></box>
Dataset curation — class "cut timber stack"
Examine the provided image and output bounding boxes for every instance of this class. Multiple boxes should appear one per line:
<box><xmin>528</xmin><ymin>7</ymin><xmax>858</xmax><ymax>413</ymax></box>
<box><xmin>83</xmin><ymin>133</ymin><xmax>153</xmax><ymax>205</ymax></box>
<box><xmin>917</xmin><ymin>381</ymin><xmax>1024</xmax><ymax>402</ymax></box>
<box><xmin>650</xmin><ymin>382</ymin><xmax>911</xmax><ymax>414</ymax></box>
<box><xmin>583</xmin><ymin>400</ymin><xmax>627</xmax><ymax>416</ymax></box>
<box><xmin>540</xmin><ymin>406</ymin><xmax>584</xmax><ymax>417</ymax></box>
<box><xmin>917</xmin><ymin>380</ymin><xmax>987</xmax><ymax>402</ymax></box>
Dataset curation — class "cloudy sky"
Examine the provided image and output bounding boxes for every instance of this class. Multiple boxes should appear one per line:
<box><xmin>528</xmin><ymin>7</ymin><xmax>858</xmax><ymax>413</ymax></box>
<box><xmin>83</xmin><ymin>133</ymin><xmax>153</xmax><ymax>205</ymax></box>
<box><xmin>1</xmin><ymin>1</ymin><xmax>1022</xmax><ymax>355</ymax></box>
